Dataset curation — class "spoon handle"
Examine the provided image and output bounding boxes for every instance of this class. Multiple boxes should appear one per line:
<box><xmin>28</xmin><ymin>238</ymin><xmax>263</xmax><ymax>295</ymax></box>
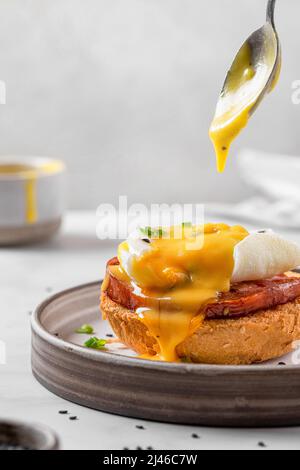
<box><xmin>267</xmin><ymin>0</ymin><xmax>277</xmax><ymax>27</ymax></box>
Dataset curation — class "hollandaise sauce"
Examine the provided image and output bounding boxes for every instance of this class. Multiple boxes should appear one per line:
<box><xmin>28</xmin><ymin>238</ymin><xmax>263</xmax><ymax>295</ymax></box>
<box><xmin>210</xmin><ymin>32</ymin><xmax>278</xmax><ymax>172</ymax></box>
<box><xmin>113</xmin><ymin>224</ymin><xmax>249</xmax><ymax>362</ymax></box>
<box><xmin>209</xmin><ymin>43</ymin><xmax>257</xmax><ymax>173</ymax></box>
<box><xmin>24</xmin><ymin>175</ymin><xmax>38</xmax><ymax>223</ymax></box>
<box><xmin>0</xmin><ymin>161</ymin><xmax>64</xmax><ymax>224</ymax></box>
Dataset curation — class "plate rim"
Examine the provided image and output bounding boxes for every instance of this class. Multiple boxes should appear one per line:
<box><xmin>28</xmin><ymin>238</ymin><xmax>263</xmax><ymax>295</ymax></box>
<box><xmin>31</xmin><ymin>280</ymin><xmax>300</xmax><ymax>374</ymax></box>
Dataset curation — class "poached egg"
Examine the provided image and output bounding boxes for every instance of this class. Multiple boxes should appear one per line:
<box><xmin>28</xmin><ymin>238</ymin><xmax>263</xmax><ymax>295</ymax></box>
<box><xmin>113</xmin><ymin>224</ymin><xmax>300</xmax><ymax>361</ymax></box>
<box><xmin>119</xmin><ymin>226</ymin><xmax>300</xmax><ymax>287</ymax></box>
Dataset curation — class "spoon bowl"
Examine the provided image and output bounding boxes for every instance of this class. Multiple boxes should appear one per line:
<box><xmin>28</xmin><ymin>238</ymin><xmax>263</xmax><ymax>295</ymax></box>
<box><xmin>220</xmin><ymin>0</ymin><xmax>280</xmax><ymax>118</ymax></box>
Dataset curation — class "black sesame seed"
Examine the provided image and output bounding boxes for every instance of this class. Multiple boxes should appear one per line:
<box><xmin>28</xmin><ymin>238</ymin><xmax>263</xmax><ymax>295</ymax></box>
<box><xmin>136</xmin><ymin>425</ymin><xmax>145</xmax><ymax>430</ymax></box>
<box><xmin>59</xmin><ymin>410</ymin><xmax>68</xmax><ymax>415</ymax></box>
<box><xmin>278</xmin><ymin>362</ymin><xmax>286</xmax><ymax>366</ymax></box>
<box><xmin>142</xmin><ymin>239</ymin><xmax>151</xmax><ymax>244</ymax></box>
<box><xmin>147</xmin><ymin>446</ymin><xmax>154</xmax><ymax>450</ymax></box>
<box><xmin>69</xmin><ymin>416</ymin><xmax>78</xmax><ymax>421</ymax></box>
<box><xmin>258</xmin><ymin>441</ymin><xmax>267</xmax><ymax>448</ymax></box>
<box><xmin>192</xmin><ymin>433</ymin><xmax>200</xmax><ymax>439</ymax></box>
<box><xmin>106</xmin><ymin>334</ymin><xmax>114</xmax><ymax>338</ymax></box>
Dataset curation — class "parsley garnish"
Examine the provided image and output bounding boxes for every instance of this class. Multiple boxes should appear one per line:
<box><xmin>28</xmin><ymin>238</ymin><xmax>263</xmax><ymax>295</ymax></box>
<box><xmin>84</xmin><ymin>337</ymin><xmax>107</xmax><ymax>350</ymax></box>
<box><xmin>140</xmin><ymin>226</ymin><xmax>166</xmax><ymax>239</ymax></box>
<box><xmin>182</xmin><ymin>222</ymin><xmax>192</xmax><ymax>228</ymax></box>
<box><xmin>75</xmin><ymin>324</ymin><xmax>94</xmax><ymax>335</ymax></box>
<box><xmin>140</xmin><ymin>226</ymin><xmax>152</xmax><ymax>238</ymax></box>
<box><xmin>181</xmin><ymin>356</ymin><xmax>192</xmax><ymax>363</ymax></box>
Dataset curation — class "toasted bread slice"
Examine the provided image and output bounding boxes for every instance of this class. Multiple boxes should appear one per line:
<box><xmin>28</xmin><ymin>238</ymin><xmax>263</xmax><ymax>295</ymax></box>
<box><xmin>101</xmin><ymin>292</ymin><xmax>300</xmax><ymax>365</ymax></box>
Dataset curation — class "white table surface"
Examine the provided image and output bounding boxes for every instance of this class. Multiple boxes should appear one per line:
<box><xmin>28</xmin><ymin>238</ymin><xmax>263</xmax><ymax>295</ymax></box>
<box><xmin>1</xmin><ymin>211</ymin><xmax>300</xmax><ymax>451</ymax></box>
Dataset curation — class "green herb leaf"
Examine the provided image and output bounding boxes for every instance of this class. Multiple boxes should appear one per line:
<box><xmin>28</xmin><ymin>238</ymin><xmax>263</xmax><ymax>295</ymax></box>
<box><xmin>140</xmin><ymin>226</ymin><xmax>152</xmax><ymax>238</ymax></box>
<box><xmin>182</xmin><ymin>222</ymin><xmax>192</xmax><ymax>228</ymax></box>
<box><xmin>84</xmin><ymin>337</ymin><xmax>107</xmax><ymax>350</ymax></box>
<box><xmin>181</xmin><ymin>356</ymin><xmax>192</xmax><ymax>364</ymax></box>
<box><xmin>75</xmin><ymin>324</ymin><xmax>94</xmax><ymax>335</ymax></box>
<box><xmin>140</xmin><ymin>226</ymin><xmax>166</xmax><ymax>239</ymax></box>
<box><xmin>156</xmin><ymin>228</ymin><xmax>165</xmax><ymax>238</ymax></box>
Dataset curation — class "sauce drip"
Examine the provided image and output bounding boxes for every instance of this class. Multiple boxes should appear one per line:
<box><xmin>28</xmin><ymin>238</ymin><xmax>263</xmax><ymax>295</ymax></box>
<box><xmin>25</xmin><ymin>177</ymin><xmax>38</xmax><ymax>223</ymax></box>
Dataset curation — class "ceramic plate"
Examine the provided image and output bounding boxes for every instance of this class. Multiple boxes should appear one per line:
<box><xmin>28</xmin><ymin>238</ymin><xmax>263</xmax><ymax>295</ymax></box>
<box><xmin>31</xmin><ymin>281</ymin><xmax>300</xmax><ymax>427</ymax></box>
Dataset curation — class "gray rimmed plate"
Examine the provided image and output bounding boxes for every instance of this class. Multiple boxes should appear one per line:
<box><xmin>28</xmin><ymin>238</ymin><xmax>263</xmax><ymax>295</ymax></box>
<box><xmin>31</xmin><ymin>281</ymin><xmax>300</xmax><ymax>427</ymax></box>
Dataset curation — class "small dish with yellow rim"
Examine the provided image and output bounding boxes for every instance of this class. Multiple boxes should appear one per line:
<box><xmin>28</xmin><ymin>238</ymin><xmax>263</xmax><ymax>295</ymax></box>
<box><xmin>0</xmin><ymin>156</ymin><xmax>65</xmax><ymax>245</ymax></box>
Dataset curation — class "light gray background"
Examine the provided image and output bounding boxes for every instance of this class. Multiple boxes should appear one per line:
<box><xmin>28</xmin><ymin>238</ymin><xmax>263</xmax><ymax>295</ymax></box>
<box><xmin>0</xmin><ymin>0</ymin><xmax>299</xmax><ymax>209</ymax></box>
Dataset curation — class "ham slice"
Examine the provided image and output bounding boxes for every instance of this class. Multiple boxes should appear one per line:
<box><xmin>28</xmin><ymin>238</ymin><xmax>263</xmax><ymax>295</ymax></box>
<box><xmin>105</xmin><ymin>258</ymin><xmax>300</xmax><ymax>319</ymax></box>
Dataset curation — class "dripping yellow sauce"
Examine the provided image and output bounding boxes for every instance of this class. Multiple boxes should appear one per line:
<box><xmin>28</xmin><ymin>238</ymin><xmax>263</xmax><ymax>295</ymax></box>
<box><xmin>0</xmin><ymin>161</ymin><xmax>64</xmax><ymax>224</ymax></box>
<box><xmin>24</xmin><ymin>176</ymin><xmax>38</xmax><ymax>223</ymax></box>
<box><xmin>114</xmin><ymin>223</ymin><xmax>249</xmax><ymax>362</ymax></box>
<box><xmin>209</xmin><ymin>27</ymin><xmax>279</xmax><ymax>173</ymax></box>
<box><xmin>209</xmin><ymin>44</ymin><xmax>257</xmax><ymax>173</ymax></box>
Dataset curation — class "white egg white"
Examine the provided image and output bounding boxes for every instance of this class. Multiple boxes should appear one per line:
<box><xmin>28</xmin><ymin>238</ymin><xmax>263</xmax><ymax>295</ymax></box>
<box><xmin>232</xmin><ymin>230</ymin><xmax>300</xmax><ymax>282</ymax></box>
<box><xmin>118</xmin><ymin>230</ymin><xmax>152</xmax><ymax>278</ymax></box>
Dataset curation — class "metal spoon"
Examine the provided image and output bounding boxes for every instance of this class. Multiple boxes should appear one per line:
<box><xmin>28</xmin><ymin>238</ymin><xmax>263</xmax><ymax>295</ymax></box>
<box><xmin>218</xmin><ymin>0</ymin><xmax>281</xmax><ymax>118</ymax></box>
